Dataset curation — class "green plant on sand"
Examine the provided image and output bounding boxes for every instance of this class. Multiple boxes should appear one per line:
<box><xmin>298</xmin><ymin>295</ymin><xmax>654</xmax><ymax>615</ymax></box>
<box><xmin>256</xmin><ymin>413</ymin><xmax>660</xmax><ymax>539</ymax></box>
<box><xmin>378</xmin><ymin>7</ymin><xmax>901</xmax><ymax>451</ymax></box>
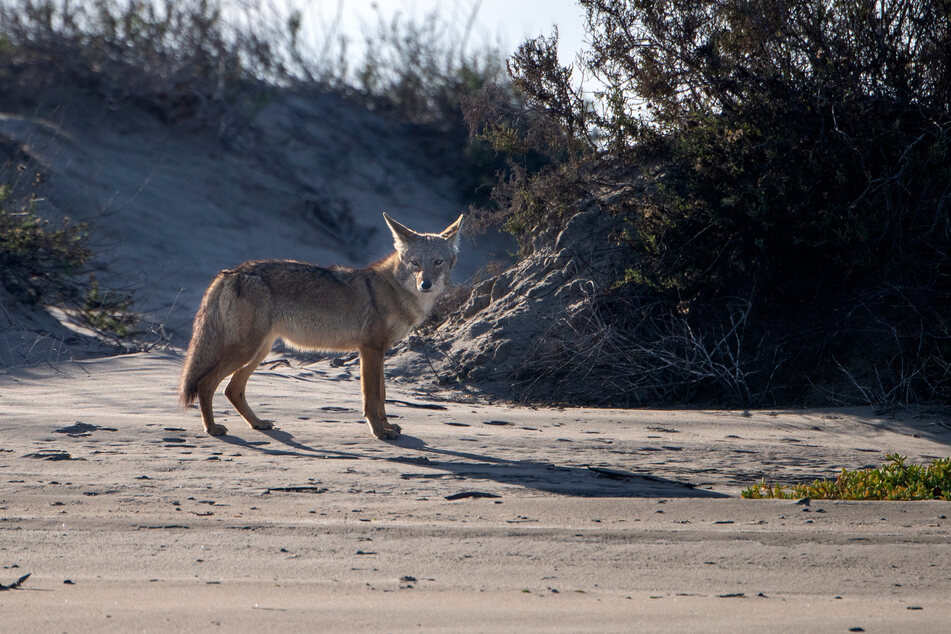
<box><xmin>0</xmin><ymin>183</ymin><xmax>89</xmax><ymax>299</ymax></box>
<box><xmin>1</xmin><ymin>183</ymin><xmax>136</xmax><ymax>338</ymax></box>
<box><xmin>742</xmin><ymin>454</ymin><xmax>951</xmax><ymax>500</ymax></box>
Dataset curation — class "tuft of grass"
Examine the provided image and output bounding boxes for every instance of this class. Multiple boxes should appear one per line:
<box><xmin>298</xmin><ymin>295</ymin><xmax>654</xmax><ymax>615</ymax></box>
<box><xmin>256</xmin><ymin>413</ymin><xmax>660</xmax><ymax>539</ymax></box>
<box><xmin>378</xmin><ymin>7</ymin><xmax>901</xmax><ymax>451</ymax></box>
<box><xmin>742</xmin><ymin>454</ymin><xmax>951</xmax><ymax>501</ymax></box>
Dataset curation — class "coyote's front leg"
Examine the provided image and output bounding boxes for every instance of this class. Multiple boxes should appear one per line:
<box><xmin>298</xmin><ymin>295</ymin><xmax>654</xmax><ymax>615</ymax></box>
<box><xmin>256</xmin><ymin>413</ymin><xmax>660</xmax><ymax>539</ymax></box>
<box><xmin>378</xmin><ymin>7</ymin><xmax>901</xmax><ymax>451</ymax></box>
<box><xmin>358</xmin><ymin>346</ymin><xmax>401</xmax><ymax>439</ymax></box>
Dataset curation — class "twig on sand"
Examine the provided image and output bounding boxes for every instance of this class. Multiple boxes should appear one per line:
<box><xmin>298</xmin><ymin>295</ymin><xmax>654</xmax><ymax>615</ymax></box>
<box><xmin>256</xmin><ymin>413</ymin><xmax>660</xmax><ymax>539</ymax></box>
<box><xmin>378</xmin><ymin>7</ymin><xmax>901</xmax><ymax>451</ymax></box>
<box><xmin>445</xmin><ymin>491</ymin><xmax>501</xmax><ymax>500</ymax></box>
<box><xmin>0</xmin><ymin>573</ymin><xmax>31</xmax><ymax>590</ymax></box>
<box><xmin>385</xmin><ymin>398</ymin><xmax>447</xmax><ymax>410</ymax></box>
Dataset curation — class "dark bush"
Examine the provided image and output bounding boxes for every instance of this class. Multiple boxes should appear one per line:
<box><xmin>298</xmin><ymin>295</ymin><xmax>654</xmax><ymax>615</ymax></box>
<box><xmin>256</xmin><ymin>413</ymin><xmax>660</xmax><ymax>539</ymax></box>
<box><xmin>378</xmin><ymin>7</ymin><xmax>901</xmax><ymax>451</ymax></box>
<box><xmin>462</xmin><ymin>28</ymin><xmax>599</xmax><ymax>248</ymax></box>
<box><xmin>469</xmin><ymin>0</ymin><xmax>951</xmax><ymax>405</ymax></box>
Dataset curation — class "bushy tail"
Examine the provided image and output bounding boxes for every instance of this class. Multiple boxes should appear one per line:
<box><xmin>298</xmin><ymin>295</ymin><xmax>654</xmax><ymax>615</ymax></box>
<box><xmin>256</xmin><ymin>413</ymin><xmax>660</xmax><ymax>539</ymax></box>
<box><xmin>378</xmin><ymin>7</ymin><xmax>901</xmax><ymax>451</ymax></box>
<box><xmin>179</xmin><ymin>275</ymin><xmax>227</xmax><ymax>407</ymax></box>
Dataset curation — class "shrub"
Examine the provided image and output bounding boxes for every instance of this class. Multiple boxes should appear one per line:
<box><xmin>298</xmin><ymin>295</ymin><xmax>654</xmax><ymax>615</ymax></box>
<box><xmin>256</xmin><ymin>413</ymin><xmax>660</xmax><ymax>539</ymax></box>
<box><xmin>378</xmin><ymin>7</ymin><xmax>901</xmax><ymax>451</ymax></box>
<box><xmin>742</xmin><ymin>454</ymin><xmax>951</xmax><ymax>500</ymax></box>
<box><xmin>0</xmin><ymin>183</ymin><xmax>89</xmax><ymax>302</ymax></box>
<box><xmin>463</xmin><ymin>29</ymin><xmax>597</xmax><ymax>250</ymax></box>
<box><xmin>466</xmin><ymin>0</ymin><xmax>951</xmax><ymax>405</ymax></box>
<box><xmin>350</xmin><ymin>4</ymin><xmax>509</xmax><ymax>203</ymax></box>
<box><xmin>1</xmin><ymin>181</ymin><xmax>139</xmax><ymax>339</ymax></box>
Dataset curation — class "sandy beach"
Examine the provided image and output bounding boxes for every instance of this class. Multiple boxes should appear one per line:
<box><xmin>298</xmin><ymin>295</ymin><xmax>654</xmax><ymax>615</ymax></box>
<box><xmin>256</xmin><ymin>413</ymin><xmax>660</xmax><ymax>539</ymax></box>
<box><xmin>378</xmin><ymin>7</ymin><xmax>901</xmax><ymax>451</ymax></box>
<box><xmin>2</xmin><ymin>352</ymin><xmax>950</xmax><ymax>632</ymax></box>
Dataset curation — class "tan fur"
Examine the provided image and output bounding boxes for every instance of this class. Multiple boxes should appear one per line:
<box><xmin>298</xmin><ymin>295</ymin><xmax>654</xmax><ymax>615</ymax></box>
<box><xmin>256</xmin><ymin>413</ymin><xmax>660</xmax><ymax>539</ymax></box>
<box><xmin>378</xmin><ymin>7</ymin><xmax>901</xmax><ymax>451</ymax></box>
<box><xmin>179</xmin><ymin>213</ymin><xmax>463</xmax><ymax>439</ymax></box>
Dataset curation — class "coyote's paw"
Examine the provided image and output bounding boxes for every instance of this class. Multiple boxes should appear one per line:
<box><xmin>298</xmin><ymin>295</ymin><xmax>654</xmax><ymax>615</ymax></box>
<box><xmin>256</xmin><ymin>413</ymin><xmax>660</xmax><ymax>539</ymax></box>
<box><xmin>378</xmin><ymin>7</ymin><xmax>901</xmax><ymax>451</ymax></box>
<box><xmin>369</xmin><ymin>419</ymin><xmax>401</xmax><ymax>440</ymax></box>
<box><xmin>249</xmin><ymin>419</ymin><xmax>274</xmax><ymax>431</ymax></box>
<box><xmin>206</xmin><ymin>423</ymin><xmax>228</xmax><ymax>436</ymax></box>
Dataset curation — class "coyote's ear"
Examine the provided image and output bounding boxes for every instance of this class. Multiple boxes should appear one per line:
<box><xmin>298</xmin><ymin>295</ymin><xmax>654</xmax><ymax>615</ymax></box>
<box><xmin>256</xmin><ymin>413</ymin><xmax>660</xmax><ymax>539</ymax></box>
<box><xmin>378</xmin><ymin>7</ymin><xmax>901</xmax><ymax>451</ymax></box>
<box><xmin>383</xmin><ymin>212</ymin><xmax>419</xmax><ymax>253</ymax></box>
<box><xmin>440</xmin><ymin>214</ymin><xmax>464</xmax><ymax>253</ymax></box>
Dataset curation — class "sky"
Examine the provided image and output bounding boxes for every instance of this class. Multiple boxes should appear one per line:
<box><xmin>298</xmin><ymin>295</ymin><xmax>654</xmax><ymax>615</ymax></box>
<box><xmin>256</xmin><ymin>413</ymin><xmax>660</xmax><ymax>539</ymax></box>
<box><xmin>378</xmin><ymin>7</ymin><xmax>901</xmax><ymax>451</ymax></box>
<box><xmin>287</xmin><ymin>0</ymin><xmax>589</xmax><ymax>68</ymax></box>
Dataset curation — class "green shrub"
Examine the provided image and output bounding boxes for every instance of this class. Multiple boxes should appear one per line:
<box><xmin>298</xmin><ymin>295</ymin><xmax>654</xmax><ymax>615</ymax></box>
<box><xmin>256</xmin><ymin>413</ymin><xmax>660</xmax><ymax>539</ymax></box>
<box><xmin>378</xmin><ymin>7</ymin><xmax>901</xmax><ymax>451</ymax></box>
<box><xmin>0</xmin><ymin>183</ymin><xmax>138</xmax><ymax>338</ymax></box>
<box><xmin>742</xmin><ymin>454</ymin><xmax>951</xmax><ymax>500</ymax></box>
<box><xmin>0</xmin><ymin>183</ymin><xmax>89</xmax><ymax>300</ymax></box>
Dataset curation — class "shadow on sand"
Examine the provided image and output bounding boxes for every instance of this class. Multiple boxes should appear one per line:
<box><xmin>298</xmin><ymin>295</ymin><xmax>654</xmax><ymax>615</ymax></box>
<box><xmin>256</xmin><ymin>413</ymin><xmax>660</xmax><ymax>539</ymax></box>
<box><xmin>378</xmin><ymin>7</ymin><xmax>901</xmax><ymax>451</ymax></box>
<box><xmin>215</xmin><ymin>428</ymin><xmax>727</xmax><ymax>499</ymax></box>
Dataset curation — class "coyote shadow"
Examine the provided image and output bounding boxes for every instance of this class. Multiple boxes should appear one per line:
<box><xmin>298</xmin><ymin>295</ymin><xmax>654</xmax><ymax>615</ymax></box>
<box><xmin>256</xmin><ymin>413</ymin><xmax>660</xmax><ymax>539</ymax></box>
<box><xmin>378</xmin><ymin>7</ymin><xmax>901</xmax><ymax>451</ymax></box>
<box><xmin>212</xmin><ymin>428</ymin><xmax>725</xmax><ymax>498</ymax></box>
<box><xmin>387</xmin><ymin>434</ymin><xmax>727</xmax><ymax>498</ymax></box>
<box><xmin>215</xmin><ymin>428</ymin><xmax>362</xmax><ymax>461</ymax></box>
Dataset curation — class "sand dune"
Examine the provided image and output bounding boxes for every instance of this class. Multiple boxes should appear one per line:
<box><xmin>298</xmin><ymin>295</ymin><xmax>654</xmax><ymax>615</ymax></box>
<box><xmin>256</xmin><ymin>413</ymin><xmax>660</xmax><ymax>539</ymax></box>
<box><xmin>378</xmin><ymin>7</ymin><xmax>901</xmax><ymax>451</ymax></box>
<box><xmin>0</xmin><ymin>90</ymin><xmax>509</xmax><ymax>363</ymax></box>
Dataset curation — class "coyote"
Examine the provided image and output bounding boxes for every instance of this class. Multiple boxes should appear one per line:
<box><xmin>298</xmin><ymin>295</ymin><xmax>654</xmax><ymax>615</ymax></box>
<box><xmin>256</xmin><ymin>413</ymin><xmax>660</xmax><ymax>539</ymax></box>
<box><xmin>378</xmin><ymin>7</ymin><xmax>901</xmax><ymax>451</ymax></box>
<box><xmin>179</xmin><ymin>212</ymin><xmax>462</xmax><ymax>439</ymax></box>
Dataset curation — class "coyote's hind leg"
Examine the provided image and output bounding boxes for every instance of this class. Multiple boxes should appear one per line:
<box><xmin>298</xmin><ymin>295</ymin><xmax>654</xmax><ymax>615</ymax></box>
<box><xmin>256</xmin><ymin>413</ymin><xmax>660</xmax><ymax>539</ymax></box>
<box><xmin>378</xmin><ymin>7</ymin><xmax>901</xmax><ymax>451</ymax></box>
<box><xmin>197</xmin><ymin>363</ymin><xmax>234</xmax><ymax>436</ymax></box>
<box><xmin>225</xmin><ymin>338</ymin><xmax>275</xmax><ymax>431</ymax></box>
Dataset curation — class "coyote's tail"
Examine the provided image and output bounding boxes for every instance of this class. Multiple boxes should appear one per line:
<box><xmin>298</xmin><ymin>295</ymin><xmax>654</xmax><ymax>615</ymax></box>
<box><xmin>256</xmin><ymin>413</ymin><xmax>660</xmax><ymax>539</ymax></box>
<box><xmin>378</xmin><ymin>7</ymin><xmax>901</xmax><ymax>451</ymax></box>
<box><xmin>179</xmin><ymin>275</ymin><xmax>228</xmax><ymax>407</ymax></box>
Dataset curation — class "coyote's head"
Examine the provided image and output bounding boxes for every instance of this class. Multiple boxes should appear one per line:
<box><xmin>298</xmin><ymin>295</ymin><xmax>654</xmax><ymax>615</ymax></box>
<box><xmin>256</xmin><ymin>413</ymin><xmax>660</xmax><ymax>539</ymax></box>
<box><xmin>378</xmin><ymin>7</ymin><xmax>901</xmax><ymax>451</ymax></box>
<box><xmin>384</xmin><ymin>212</ymin><xmax>463</xmax><ymax>295</ymax></box>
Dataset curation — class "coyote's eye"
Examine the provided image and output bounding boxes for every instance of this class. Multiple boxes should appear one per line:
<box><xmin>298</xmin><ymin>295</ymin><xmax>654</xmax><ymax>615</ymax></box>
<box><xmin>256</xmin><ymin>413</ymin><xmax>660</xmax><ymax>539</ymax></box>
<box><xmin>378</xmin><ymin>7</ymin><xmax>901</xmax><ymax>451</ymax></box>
<box><xmin>434</xmin><ymin>259</ymin><xmax>443</xmax><ymax>266</ymax></box>
<box><xmin>410</xmin><ymin>259</ymin><xmax>420</xmax><ymax>267</ymax></box>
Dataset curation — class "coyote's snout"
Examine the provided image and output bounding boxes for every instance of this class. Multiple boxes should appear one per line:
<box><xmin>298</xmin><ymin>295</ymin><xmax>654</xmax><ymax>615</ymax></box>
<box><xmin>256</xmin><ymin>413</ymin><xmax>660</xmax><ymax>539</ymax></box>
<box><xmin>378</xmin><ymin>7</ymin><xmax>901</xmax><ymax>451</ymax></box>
<box><xmin>178</xmin><ymin>212</ymin><xmax>463</xmax><ymax>439</ymax></box>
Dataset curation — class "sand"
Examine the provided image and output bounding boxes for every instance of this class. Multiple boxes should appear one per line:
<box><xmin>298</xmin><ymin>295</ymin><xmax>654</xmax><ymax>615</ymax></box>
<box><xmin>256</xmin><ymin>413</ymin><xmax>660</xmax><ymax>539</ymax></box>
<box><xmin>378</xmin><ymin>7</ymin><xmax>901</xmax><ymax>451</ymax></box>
<box><xmin>2</xmin><ymin>352</ymin><xmax>950</xmax><ymax>632</ymax></box>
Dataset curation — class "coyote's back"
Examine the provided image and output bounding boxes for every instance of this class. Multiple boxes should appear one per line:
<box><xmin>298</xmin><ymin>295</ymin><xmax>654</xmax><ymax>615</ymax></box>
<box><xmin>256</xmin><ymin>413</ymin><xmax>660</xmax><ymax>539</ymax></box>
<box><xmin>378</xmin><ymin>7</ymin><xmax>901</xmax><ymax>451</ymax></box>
<box><xmin>179</xmin><ymin>212</ymin><xmax>463</xmax><ymax>439</ymax></box>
